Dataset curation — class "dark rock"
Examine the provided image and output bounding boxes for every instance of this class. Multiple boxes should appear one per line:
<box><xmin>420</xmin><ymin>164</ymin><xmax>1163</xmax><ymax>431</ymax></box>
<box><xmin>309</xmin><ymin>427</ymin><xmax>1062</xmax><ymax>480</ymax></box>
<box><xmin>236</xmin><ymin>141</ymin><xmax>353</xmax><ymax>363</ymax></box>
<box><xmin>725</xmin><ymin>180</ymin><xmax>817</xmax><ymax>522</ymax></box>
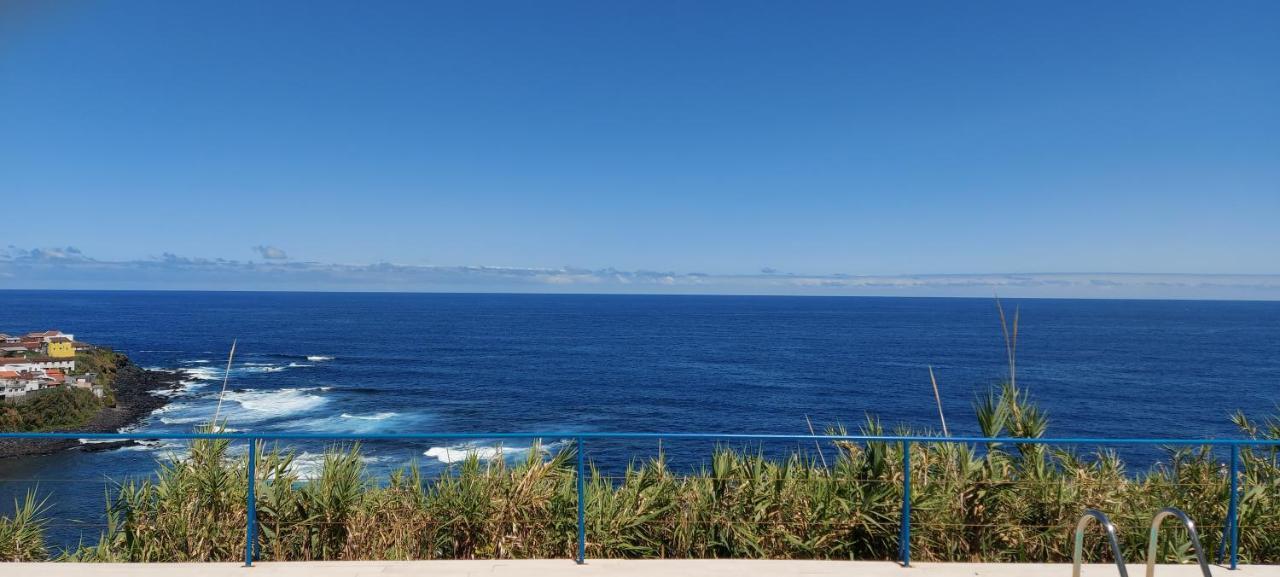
<box><xmin>0</xmin><ymin>355</ymin><xmax>181</xmax><ymax>459</ymax></box>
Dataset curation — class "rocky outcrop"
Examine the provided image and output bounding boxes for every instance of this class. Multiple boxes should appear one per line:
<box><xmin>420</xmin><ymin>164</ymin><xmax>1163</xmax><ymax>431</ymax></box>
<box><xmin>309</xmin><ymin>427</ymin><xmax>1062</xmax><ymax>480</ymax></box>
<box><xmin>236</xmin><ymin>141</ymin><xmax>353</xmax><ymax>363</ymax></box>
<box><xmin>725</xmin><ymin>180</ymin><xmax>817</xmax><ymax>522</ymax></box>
<box><xmin>0</xmin><ymin>355</ymin><xmax>181</xmax><ymax>458</ymax></box>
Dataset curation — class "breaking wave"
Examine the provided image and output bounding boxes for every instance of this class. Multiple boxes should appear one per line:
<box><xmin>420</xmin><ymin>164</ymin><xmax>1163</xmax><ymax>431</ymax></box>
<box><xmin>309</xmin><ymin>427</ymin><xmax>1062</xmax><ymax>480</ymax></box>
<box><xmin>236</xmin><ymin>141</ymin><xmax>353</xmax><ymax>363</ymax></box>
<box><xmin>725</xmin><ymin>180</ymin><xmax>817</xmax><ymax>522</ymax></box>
<box><xmin>182</xmin><ymin>366</ymin><xmax>221</xmax><ymax>381</ymax></box>
<box><xmin>159</xmin><ymin>415</ymin><xmax>206</xmax><ymax>425</ymax></box>
<box><xmin>340</xmin><ymin>412</ymin><xmax>397</xmax><ymax>420</ymax></box>
<box><xmin>221</xmin><ymin>388</ymin><xmax>328</xmax><ymax>417</ymax></box>
<box><xmin>423</xmin><ymin>441</ymin><xmax>564</xmax><ymax>464</ymax></box>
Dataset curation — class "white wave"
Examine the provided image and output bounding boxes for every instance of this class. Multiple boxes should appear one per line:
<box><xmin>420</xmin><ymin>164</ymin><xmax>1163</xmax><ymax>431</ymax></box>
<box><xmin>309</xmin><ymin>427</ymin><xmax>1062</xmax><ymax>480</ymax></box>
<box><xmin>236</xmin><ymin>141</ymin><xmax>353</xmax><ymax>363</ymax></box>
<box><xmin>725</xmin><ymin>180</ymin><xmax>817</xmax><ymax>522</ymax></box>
<box><xmin>120</xmin><ymin>439</ymin><xmax>173</xmax><ymax>452</ymax></box>
<box><xmin>287</xmin><ymin>362</ymin><xmax>313</xmax><ymax>368</ymax></box>
<box><xmin>181</xmin><ymin>359</ymin><xmax>210</xmax><ymax>364</ymax></box>
<box><xmin>149</xmin><ymin>377</ymin><xmax>211</xmax><ymax>398</ymax></box>
<box><xmin>153</xmin><ymin>383</ymin><xmax>201</xmax><ymax>398</ymax></box>
<box><xmin>238</xmin><ymin>365</ymin><xmax>287</xmax><ymax>373</ymax></box>
<box><xmin>149</xmin><ymin>402</ymin><xmax>187</xmax><ymax>415</ymax></box>
<box><xmin>424</xmin><ymin>444</ymin><xmax>549</xmax><ymax>464</ymax></box>
<box><xmin>149</xmin><ymin>402</ymin><xmax>208</xmax><ymax>425</ymax></box>
<box><xmin>289</xmin><ymin>409</ymin><xmax>412</xmax><ymax>433</ymax></box>
<box><xmin>340</xmin><ymin>412</ymin><xmax>397</xmax><ymax>421</ymax></box>
<box><xmin>183</xmin><ymin>366</ymin><xmax>221</xmax><ymax>381</ymax></box>
<box><xmin>286</xmin><ymin>451</ymin><xmax>385</xmax><ymax>480</ymax></box>
<box><xmin>221</xmin><ymin>388</ymin><xmax>328</xmax><ymax>417</ymax></box>
<box><xmin>117</xmin><ymin>421</ymin><xmax>142</xmax><ymax>433</ymax></box>
<box><xmin>159</xmin><ymin>415</ymin><xmax>206</xmax><ymax>424</ymax></box>
<box><xmin>79</xmin><ymin>437</ymin><xmax>124</xmax><ymax>444</ymax></box>
<box><xmin>306</xmin><ymin>355</ymin><xmax>334</xmax><ymax>362</ymax></box>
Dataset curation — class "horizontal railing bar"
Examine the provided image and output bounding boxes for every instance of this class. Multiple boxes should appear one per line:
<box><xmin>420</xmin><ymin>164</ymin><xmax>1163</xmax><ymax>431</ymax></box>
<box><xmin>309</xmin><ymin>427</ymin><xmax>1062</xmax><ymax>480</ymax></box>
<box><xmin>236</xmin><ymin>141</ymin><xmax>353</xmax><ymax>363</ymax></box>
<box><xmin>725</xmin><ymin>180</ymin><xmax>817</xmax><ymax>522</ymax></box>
<box><xmin>2</xmin><ymin>432</ymin><xmax>1279</xmax><ymax>445</ymax></box>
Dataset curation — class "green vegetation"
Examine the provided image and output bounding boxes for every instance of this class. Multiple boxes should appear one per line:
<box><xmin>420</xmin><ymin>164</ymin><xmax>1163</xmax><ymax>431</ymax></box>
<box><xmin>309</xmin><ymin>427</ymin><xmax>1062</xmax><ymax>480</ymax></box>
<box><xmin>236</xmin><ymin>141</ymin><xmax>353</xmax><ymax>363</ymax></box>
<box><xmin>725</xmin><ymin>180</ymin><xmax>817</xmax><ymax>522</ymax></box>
<box><xmin>73</xmin><ymin>347</ymin><xmax>122</xmax><ymax>405</ymax></box>
<box><xmin>0</xmin><ymin>383</ymin><xmax>1274</xmax><ymax>563</ymax></box>
<box><xmin>0</xmin><ymin>387</ymin><xmax>103</xmax><ymax>432</ymax></box>
<box><xmin>0</xmin><ymin>347</ymin><xmax>120</xmax><ymax>431</ymax></box>
<box><xmin>0</xmin><ymin>491</ymin><xmax>50</xmax><ymax>561</ymax></box>
<box><xmin>2</xmin><ymin>315</ymin><xmax>1274</xmax><ymax>563</ymax></box>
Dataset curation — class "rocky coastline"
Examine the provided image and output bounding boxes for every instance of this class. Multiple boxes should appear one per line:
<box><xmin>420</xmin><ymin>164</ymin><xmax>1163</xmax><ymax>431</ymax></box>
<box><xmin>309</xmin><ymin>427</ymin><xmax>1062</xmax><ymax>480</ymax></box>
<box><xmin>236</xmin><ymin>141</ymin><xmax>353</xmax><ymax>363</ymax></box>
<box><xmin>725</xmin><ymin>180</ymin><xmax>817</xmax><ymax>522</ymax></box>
<box><xmin>0</xmin><ymin>356</ymin><xmax>181</xmax><ymax>458</ymax></box>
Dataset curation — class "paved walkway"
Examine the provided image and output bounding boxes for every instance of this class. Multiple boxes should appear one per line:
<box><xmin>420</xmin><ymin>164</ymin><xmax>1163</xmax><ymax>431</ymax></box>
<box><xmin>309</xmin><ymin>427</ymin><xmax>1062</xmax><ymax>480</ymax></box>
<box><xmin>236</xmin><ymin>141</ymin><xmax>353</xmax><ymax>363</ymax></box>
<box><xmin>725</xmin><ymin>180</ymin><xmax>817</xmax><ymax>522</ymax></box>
<box><xmin>1</xmin><ymin>561</ymin><xmax>1272</xmax><ymax>577</ymax></box>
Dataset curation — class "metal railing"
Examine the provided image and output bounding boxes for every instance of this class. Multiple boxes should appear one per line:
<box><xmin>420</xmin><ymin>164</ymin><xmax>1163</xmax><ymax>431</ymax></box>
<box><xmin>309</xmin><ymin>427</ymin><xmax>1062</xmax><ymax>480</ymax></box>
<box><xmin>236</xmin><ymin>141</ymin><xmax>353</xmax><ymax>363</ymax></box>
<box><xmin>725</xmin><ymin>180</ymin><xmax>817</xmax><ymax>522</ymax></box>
<box><xmin>0</xmin><ymin>431</ymin><xmax>1273</xmax><ymax>568</ymax></box>
<box><xmin>1073</xmin><ymin>509</ymin><xmax>1128</xmax><ymax>577</ymax></box>
<box><xmin>1146</xmin><ymin>508</ymin><xmax>1212</xmax><ymax>577</ymax></box>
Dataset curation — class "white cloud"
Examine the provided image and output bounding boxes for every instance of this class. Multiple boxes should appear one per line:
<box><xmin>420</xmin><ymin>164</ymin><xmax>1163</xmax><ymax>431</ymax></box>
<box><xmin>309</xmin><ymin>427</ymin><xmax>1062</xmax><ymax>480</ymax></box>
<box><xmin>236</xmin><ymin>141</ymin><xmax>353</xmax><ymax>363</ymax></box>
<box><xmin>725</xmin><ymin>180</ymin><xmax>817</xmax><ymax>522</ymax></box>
<box><xmin>3</xmin><ymin>245</ymin><xmax>91</xmax><ymax>262</ymax></box>
<box><xmin>251</xmin><ymin>245</ymin><xmax>289</xmax><ymax>260</ymax></box>
<box><xmin>1</xmin><ymin>246</ymin><xmax>1278</xmax><ymax>300</ymax></box>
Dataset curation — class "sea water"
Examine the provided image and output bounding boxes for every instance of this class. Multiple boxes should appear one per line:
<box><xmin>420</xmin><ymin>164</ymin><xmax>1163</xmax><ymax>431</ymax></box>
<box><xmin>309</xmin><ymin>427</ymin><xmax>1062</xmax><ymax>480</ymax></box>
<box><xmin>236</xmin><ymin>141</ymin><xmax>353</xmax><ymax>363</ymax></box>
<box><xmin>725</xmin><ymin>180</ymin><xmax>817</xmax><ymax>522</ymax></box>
<box><xmin>0</xmin><ymin>290</ymin><xmax>1277</xmax><ymax>548</ymax></box>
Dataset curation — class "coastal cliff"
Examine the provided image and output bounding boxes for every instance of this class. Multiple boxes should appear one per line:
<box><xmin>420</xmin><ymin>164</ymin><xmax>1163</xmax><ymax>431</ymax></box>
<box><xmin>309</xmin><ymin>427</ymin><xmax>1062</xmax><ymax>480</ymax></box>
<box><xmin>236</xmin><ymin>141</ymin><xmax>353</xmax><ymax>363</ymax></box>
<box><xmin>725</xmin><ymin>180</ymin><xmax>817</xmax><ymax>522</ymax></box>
<box><xmin>0</xmin><ymin>353</ymin><xmax>180</xmax><ymax>458</ymax></box>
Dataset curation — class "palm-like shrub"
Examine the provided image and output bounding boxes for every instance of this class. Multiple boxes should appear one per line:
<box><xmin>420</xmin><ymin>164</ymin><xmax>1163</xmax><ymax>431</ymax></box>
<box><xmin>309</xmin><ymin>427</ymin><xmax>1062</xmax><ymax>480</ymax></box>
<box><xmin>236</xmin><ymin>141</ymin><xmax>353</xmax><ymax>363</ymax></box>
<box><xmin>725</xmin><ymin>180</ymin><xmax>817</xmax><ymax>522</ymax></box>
<box><xmin>9</xmin><ymin>383</ymin><xmax>1278</xmax><ymax>563</ymax></box>
<box><xmin>0</xmin><ymin>490</ymin><xmax>49</xmax><ymax>561</ymax></box>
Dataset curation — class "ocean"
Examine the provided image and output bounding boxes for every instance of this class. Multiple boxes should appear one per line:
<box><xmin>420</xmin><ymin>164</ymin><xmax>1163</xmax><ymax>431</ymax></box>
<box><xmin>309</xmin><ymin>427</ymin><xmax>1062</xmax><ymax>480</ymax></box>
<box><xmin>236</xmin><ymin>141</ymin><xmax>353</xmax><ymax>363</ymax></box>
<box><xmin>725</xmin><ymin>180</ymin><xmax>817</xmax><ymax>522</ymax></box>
<box><xmin>0</xmin><ymin>290</ymin><xmax>1278</xmax><ymax>548</ymax></box>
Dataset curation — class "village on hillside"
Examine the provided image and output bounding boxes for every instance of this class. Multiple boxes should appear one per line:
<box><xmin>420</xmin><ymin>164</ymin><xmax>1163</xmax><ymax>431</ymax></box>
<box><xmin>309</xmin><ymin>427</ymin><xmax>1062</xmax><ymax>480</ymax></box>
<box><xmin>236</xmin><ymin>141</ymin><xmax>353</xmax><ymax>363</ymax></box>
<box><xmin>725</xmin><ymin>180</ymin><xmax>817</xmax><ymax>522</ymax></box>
<box><xmin>0</xmin><ymin>330</ymin><xmax>104</xmax><ymax>400</ymax></box>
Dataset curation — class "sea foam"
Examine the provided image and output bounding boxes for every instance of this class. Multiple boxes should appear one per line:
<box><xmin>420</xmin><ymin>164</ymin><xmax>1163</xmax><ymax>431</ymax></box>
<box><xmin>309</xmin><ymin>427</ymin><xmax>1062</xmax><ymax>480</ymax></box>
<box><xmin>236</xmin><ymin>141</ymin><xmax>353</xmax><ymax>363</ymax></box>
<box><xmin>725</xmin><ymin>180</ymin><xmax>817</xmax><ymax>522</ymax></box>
<box><xmin>182</xmin><ymin>366</ymin><xmax>221</xmax><ymax>381</ymax></box>
<box><xmin>424</xmin><ymin>442</ymin><xmax>561</xmax><ymax>464</ymax></box>
<box><xmin>340</xmin><ymin>412</ymin><xmax>397</xmax><ymax>420</ymax></box>
<box><xmin>221</xmin><ymin>388</ymin><xmax>328</xmax><ymax>416</ymax></box>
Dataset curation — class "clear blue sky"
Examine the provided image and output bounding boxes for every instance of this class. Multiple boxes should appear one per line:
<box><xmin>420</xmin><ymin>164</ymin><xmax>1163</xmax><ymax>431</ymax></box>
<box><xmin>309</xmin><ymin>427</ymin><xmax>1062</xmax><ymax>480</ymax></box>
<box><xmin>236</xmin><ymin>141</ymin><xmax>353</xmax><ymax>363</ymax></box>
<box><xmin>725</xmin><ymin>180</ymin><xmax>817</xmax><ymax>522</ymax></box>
<box><xmin>2</xmin><ymin>0</ymin><xmax>1278</xmax><ymax>294</ymax></box>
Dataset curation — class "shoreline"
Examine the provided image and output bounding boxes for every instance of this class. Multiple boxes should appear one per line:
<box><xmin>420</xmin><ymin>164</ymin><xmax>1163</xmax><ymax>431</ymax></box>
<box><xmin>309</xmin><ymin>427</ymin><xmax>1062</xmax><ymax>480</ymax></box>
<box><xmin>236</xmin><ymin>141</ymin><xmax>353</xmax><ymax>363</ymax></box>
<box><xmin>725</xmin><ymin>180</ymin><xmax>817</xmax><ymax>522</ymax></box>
<box><xmin>0</xmin><ymin>356</ymin><xmax>182</xmax><ymax>458</ymax></box>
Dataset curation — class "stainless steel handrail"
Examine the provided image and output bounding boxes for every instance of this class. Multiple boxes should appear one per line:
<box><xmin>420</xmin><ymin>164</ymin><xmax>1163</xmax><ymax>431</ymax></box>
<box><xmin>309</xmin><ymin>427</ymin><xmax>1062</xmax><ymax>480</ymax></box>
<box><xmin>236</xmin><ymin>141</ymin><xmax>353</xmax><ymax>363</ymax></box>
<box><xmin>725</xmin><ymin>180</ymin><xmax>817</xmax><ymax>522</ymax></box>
<box><xmin>1145</xmin><ymin>507</ymin><xmax>1212</xmax><ymax>577</ymax></box>
<box><xmin>1073</xmin><ymin>509</ymin><xmax>1129</xmax><ymax>577</ymax></box>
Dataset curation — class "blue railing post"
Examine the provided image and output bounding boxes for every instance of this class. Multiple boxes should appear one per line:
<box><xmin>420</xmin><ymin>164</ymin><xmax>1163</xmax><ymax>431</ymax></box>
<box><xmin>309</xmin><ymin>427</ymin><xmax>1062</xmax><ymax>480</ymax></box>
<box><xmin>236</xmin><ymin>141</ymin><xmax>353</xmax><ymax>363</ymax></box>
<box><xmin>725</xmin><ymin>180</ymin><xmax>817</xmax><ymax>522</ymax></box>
<box><xmin>899</xmin><ymin>440</ymin><xmax>911</xmax><ymax>567</ymax></box>
<box><xmin>1229</xmin><ymin>444</ymin><xmax>1240</xmax><ymax>570</ymax></box>
<box><xmin>245</xmin><ymin>437</ymin><xmax>257</xmax><ymax>567</ymax></box>
<box><xmin>576</xmin><ymin>436</ymin><xmax>586</xmax><ymax>564</ymax></box>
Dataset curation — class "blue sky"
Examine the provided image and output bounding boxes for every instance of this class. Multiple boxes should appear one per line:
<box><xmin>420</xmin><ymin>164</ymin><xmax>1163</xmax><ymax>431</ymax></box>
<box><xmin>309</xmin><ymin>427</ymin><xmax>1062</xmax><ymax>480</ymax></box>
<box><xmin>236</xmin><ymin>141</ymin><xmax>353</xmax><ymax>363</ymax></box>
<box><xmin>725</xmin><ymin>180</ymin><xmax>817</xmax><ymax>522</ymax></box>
<box><xmin>2</xmin><ymin>1</ymin><xmax>1278</xmax><ymax>297</ymax></box>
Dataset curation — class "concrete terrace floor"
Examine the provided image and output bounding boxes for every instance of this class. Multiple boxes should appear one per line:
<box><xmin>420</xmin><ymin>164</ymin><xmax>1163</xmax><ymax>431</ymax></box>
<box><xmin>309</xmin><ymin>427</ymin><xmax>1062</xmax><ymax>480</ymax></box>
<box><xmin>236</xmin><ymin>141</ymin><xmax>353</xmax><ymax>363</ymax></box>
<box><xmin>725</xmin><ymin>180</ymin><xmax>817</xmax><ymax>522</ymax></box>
<box><xmin>1</xmin><ymin>561</ymin><xmax>1273</xmax><ymax>577</ymax></box>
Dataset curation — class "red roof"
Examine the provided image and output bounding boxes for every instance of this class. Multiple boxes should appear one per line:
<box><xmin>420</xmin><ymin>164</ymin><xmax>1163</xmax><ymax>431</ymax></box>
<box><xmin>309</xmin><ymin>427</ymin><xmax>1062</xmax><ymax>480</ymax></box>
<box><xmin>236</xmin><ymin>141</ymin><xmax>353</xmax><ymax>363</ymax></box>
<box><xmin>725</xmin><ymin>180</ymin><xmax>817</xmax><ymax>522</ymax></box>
<box><xmin>0</xmin><ymin>357</ymin><xmax>62</xmax><ymax>365</ymax></box>
<box><xmin>48</xmin><ymin>337</ymin><xmax>72</xmax><ymax>343</ymax></box>
<box><xmin>0</xmin><ymin>371</ymin><xmax>18</xmax><ymax>379</ymax></box>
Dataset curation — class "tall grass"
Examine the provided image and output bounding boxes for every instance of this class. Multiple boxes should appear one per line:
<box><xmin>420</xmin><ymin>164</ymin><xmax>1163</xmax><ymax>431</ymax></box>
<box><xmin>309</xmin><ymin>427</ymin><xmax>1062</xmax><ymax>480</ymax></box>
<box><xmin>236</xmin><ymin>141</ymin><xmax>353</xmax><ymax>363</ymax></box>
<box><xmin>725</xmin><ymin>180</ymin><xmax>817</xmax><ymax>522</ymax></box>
<box><xmin>0</xmin><ymin>490</ymin><xmax>49</xmax><ymax>561</ymax></box>
<box><xmin>4</xmin><ymin>384</ymin><xmax>1273</xmax><ymax>563</ymax></box>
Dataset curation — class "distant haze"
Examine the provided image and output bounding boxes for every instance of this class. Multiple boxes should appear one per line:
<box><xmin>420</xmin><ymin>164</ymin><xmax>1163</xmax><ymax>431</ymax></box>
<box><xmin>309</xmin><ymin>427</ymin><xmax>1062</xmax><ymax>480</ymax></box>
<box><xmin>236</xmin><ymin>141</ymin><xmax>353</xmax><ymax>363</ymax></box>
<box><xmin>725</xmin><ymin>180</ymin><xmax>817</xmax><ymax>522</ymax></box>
<box><xmin>2</xmin><ymin>247</ymin><xmax>1279</xmax><ymax>300</ymax></box>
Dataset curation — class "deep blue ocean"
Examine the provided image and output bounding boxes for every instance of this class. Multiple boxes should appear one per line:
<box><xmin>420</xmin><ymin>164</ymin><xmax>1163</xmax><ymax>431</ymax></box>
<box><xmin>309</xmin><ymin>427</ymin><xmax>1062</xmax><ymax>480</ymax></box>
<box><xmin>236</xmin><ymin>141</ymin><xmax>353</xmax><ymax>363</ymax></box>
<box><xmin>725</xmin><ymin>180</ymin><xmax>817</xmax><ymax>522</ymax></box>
<box><xmin>1</xmin><ymin>290</ymin><xmax>1278</xmax><ymax>548</ymax></box>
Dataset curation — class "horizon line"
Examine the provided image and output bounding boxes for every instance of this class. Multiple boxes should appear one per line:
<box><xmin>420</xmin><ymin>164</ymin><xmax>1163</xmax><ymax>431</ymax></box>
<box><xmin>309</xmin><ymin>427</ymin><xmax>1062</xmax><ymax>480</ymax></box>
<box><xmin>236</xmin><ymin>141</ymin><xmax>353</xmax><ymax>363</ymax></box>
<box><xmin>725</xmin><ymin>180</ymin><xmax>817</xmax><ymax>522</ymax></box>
<box><xmin>2</xmin><ymin>286</ymin><xmax>1278</xmax><ymax>304</ymax></box>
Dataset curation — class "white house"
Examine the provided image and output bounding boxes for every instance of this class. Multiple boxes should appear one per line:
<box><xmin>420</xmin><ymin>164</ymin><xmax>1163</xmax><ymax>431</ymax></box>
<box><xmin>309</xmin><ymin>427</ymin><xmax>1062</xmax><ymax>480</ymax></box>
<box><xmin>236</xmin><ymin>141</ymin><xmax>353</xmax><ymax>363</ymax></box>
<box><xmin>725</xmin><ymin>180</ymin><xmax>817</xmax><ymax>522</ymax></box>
<box><xmin>0</xmin><ymin>371</ymin><xmax>43</xmax><ymax>399</ymax></box>
<box><xmin>0</xmin><ymin>357</ymin><xmax>75</xmax><ymax>372</ymax></box>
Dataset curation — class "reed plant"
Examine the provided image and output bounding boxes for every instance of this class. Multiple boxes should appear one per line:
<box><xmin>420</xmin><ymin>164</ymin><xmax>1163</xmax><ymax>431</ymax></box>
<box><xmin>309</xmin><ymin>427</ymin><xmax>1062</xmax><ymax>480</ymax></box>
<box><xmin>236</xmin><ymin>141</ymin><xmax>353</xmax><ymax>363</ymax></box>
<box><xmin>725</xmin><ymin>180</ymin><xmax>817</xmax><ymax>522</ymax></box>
<box><xmin>3</xmin><ymin>383</ymin><xmax>1268</xmax><ymax>563</ymax></box>
<box><xmin>0</xmin><ymin>490</ymin><xmax>49</xmax><ymax>561</ymax></box>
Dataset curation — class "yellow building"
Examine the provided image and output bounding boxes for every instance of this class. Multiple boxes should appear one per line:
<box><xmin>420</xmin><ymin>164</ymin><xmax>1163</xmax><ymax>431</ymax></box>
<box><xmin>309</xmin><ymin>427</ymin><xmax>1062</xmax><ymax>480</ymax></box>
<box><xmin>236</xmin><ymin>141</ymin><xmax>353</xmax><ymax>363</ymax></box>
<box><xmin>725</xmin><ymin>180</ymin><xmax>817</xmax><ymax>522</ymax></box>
<box><xmin>45</xmin><ymin>339</ymin><xmax>75</xmax><ymax>358</ymax></box>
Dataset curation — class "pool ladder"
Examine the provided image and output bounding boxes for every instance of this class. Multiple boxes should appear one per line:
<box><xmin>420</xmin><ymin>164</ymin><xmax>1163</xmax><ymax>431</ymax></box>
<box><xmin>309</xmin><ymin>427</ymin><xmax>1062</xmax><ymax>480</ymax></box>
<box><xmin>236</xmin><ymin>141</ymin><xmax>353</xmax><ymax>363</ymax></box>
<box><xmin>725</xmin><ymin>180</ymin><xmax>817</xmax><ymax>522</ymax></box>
<box><xmin>1072</xmin><ymin>507</ymin><xmax>1213</xmax><ymax>577</ymax></box>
